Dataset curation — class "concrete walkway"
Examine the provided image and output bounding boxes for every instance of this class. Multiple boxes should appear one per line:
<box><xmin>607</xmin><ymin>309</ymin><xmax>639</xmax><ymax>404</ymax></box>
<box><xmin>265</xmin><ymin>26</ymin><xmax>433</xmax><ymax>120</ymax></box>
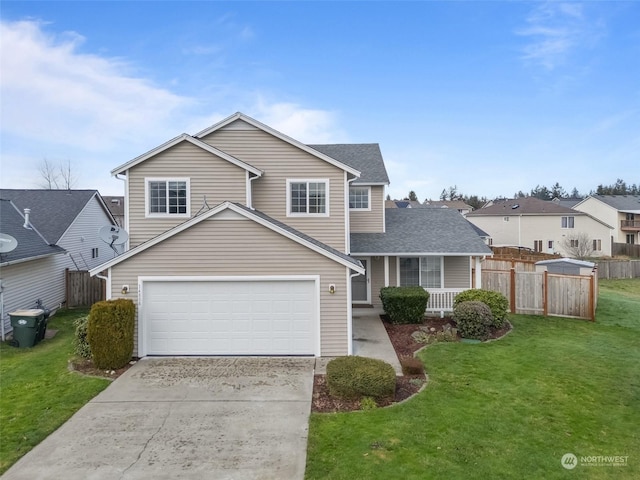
<box><xmin>3</xmin><ymin>357</ymin><xmax>314</xmax><ymax>480</ymax></box>
<box><xmin>315</xmin><ymin>308</ymin><xmax>403</xmax><ymax>375</ymax></box>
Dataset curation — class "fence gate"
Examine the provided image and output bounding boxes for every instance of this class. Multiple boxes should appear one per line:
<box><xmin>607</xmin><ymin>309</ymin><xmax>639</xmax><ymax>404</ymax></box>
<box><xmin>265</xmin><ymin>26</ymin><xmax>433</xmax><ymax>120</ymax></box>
<box><xmin>66</xmin><ymin>269</ymin><xmax>106</xmax><ymax>307</ymax></box>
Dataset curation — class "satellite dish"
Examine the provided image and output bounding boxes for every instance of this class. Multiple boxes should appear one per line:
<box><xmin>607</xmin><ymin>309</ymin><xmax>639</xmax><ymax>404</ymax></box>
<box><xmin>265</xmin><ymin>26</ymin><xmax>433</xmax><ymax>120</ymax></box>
<box><xmin>99</xmin><ymin>225</ymin><xmax>129</xmax><ymax>255</ymax></box>
<box><xmin>0</xmin><ymin>233</ymin><xmax>18</xmax><ymax>254</ymax></box>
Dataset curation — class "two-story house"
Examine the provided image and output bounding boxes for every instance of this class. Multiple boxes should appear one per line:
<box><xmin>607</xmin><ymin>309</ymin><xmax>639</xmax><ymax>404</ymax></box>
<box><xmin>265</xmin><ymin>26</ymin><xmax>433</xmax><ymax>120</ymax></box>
<box><xmin>91</xmin><ymin>112</ymin><xmax>491</xmax><ymax>358</ymax></box>
<box><xmin>573</xmin><ymin>194</ymin><xmax>640</xmax><ymax>246</ymax></box>
<box><xmin>466</xmin><ymin>197</ymin><xmax>613</xmax><ymax>257</ymax></box>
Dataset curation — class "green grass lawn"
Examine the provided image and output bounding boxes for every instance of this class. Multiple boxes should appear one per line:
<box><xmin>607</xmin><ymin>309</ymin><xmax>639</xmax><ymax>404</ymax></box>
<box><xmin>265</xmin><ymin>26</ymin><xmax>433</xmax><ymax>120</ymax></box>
<box><xmin>0</xmin><ymin>309</ymin><xmax>110</xmax><ymax>474</ymax></box>
<box><xmin>306</xmin><ymin>278</ymin><xmax>640</xmax><ymax>479</ymax></box>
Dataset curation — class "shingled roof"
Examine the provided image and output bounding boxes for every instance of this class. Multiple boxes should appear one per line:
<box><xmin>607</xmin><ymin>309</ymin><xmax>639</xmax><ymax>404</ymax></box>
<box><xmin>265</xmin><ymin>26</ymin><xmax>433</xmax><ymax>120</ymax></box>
<box><xmin>0</xmin><ymin>199</ymin><xmax>65</xmax><ymax>265</ymax></box>
<box><xmin>588</xmin><ymin>194</ymin><xmax>640</xmax><ymax>212</ymax></box>
<box><xmin>0</xmin><ymin>190</ymin><xmax>112</xmax><ymax>244</ymax></box>
<box><xmin>351</xmin><ymin>208</ymin><xmax>492</xmax><ymax>255</ymax></box>
<box><xmin>308</xmin><ymin>144</ymin><xmax>390</xmax><ymax>185</ymax></box>
<box><xmin>466</xmin><ymin>197</ymin><xmax>577</xmax><ymax>216</ymax></box>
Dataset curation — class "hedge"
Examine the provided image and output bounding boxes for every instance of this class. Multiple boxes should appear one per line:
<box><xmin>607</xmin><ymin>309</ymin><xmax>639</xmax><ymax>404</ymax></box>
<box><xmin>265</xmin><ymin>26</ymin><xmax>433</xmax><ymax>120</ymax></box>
<box><xmin>326</xmin><ymin>356</ymin><xmax>396</xmax><ymax>400</ymax></box>
<box><xmin>380</xmin><ymin>286</ymin><xmax>429</xmax><ymax>324</ymax></box>
<box><xmin>87</xmin><ymin>299</ymin><xmax>135</xmax><ymax>369</ymax></box>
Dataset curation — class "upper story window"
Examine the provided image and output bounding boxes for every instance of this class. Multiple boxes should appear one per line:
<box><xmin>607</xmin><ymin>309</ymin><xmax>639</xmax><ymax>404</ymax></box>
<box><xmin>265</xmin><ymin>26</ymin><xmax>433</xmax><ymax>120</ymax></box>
<box><xmin>561</xmin><ymin>216</ymin><xmax>575</xmax><ymax>228</ymax></box>
<box><xmin>145</xmin><ymin>178</ymin><xmax>190</xmax><ymax>218</ymax></box>
<box><xmin>349</xmin><ymin>186</ymin><xmax>370</xmax><ymax>210</ymax></box>
<box><xmin>287</xmin><ymin>179</ymin><xmax>329</xmax><ymax>217</ymax></box>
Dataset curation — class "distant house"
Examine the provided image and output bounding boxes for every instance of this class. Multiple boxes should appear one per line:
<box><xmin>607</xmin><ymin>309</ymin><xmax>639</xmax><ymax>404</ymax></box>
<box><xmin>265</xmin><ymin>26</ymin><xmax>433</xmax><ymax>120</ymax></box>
<box><xmin>0</xmin><ymin>190</ymin><xmax>116</xmax><ymax>336</ymax></box>
<box><xmin>102</xmin><ymin>196</ymin><xmax>125</xmax><ymax>227</ymax></box>
<box><xmin>466</xmin><ymin>197</ymin><xmax>613</xmax><ymax>257</ymax></box>
<box><xmin>424</xmin><ymin>200</ymin><xmax>474</xmax><ymax>216</ymax></box>
<box><xmin>573</xmin><ymin>195</ymin><xmax>640</xmax><ymax>245</ymax></box>
<box><xmin>385</xmin><ymin>200</ymin><xmax>424</xmax><ymax>209</ymax></box>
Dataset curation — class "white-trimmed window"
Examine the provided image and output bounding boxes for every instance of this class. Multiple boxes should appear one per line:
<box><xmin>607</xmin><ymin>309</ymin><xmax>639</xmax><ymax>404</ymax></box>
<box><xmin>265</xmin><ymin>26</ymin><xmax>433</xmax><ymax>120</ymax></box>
<box><xmin>145</xmin><ymin>178</ymin><xmax>190</xmax><ymax>217</ymax></box>
<box><xmin>399</xmin><ymin>256</ymin><xmax>442</xmax><ymax>288</ymax></box>
<box><xmin>349</xmin><ymin>186</ymin><xmax>370</xmax><ymax>210</ymax></box>
<box><xmin>561</xmin><ymin>216</ymin><xmax>575</xmax><ymax>228</ymax></box>
<box><xmin>593</xmin><ymin>239</ymin><xmax>602</xmax><ymax>251</ymax></box>
<box><xmin>287</xmin><ymin>179</ymin><xmax>329</xmax><ymax>216</ymax></box>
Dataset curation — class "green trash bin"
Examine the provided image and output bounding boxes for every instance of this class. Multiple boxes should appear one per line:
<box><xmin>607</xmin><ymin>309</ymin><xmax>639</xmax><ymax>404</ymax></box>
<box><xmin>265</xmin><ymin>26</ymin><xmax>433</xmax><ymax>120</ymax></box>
<box><xmin>9</xmin><ymin>309</ymin><xmax>45</xmax><ymax>348</ymax></box>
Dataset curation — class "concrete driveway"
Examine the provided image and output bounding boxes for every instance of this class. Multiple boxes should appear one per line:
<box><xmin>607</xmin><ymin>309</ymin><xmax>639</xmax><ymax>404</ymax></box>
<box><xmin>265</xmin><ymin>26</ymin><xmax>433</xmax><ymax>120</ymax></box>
<box><xmin>3</xmin><ymin>357</ymin><xmax>315</xmax><ymax>480</ymax></box>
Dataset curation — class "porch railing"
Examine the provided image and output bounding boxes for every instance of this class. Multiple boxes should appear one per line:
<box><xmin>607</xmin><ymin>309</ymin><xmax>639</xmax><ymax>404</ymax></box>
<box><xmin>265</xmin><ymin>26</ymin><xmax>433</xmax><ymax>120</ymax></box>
<box><xmin>425</xmin><ymin>288</ymin><xmax>466</xmax><ymax>312</ymax></box>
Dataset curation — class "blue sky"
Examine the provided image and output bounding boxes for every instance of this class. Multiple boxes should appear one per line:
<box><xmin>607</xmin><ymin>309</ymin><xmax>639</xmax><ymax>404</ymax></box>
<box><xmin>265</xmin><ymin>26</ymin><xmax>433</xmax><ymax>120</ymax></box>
<box><xmin>1</xmin><ymin>1</ymin><xmax>638</xmax><ymax>200</ymax></box>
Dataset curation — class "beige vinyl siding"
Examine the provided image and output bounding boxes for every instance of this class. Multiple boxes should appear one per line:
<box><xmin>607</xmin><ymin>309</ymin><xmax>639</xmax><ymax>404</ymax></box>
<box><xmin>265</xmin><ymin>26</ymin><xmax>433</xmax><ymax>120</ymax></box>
<box><xmin>0</xmin><ymin>255</ymin><xmax>67</xmax><ymax>334</ymax></box>
<box><xmin>126</xmin><ymin>141</ymin><xmax>248</xmax><ymax>246</ymax></box>
<box><xmin>199</xmin><ymin>124</ymin><xmax>347</xmax><ymax>251</ymax></box>
<box><xmin>444</xmin><ymin>256</ymin><xmax>471</xmax><ymax>288</ymax></box>
<box><xmin>350</xmin><ymin>185</ymin><xmax>385</xmax><ymax>233</ymax></box>
<box><xmin>109</xmin><ymin>217</ymin><xmax>350</xmax><ymax>357</ymax></box>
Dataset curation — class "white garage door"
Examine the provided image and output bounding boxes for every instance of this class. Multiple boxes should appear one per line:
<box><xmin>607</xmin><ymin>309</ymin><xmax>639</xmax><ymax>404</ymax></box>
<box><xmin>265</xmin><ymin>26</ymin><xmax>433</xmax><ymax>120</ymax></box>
<box><xmin>141</xmin><ymin>279</ymin><xmax>317</xmax><ymax>356</ymax></box>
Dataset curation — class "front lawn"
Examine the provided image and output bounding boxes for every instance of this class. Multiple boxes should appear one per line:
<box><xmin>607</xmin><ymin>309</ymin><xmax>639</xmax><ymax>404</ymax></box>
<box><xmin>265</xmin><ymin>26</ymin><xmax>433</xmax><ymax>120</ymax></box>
<box><xmin>305</xmin><ymin>279</ymin><xmax>640</xmax><ymax>479</ymax></box>
<box><xmin>0</xmin><ymin>309</ymin><xmax>110</xmax><ymax>474</ymax></box>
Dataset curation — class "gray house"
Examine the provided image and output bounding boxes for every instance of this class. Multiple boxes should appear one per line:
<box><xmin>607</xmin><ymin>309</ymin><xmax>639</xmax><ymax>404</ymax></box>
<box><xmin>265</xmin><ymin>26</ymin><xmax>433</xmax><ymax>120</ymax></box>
<box><xmin>0</xmin><ymin>190</ymin><xmax>116</xmax><ymax>336</ymax></box>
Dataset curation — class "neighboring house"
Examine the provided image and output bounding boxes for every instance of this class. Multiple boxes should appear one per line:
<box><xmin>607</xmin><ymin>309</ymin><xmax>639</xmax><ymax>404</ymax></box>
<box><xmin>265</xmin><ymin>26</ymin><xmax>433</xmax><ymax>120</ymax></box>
<box><xmin>0</xmin><ymin>199</ymin><xmax>66</xmax><ymax>338</ymax></box>
<box><xmin>551</xmin><ymin>197</ymin><xmax>583</xmax><ymax>209</ymax></box>
<box><xmin>0</xmin><ymin>190</ymin><xmax>117</xmax><ymax>335</ymax></box>
<box><xmin>103</xmin><ymin>196</ymin><xmax>125</xmax><ymax>227</ymax></box>
<box><xmin>385</xmin><ymin>200</ymin><xmax>424</xmax><ymax>209</ymax></box>
<box><xmin>466</xmin><ymin>197</ymin><xmax>613</xmax><ymax>257</ymax></box>
<box><xmin>573</xmin><ymin>195</ymin><xmax>640</xmax><ymax>245</ymax></box>
<box><xmin>90</xmin><ymin>112</ymin><xmax>491</xmax><ymax>358</ymax></box>
<box><xmin>424</xmin><ymin>200</ymin><xmax>474</xmax><ymax>216</ymax></box>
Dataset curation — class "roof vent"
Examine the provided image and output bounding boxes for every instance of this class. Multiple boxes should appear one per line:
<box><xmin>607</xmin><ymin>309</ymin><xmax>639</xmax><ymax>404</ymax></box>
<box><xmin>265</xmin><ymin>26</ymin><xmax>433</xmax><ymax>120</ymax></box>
<box><xmin>23</xmin><ymin>208</ymin><xmax>32</xmax><ymax>229</ymax></box>
<box><xmin>511</xmin><ymin>204</ymin><xmax>520</xmax><ymax>209</ymax></box>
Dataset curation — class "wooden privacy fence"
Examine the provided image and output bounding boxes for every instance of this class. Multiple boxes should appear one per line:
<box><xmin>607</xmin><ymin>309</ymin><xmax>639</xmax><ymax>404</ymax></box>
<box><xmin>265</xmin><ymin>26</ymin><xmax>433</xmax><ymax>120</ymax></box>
<box><xmin>596</xmin><ymin>260</ymin><xmax>640</xmax><ymax>279</ymax></box>
<box><xmin>482</xmin><ymin>268</ymin><xmax>597</xmax><ymax>321</ymax></box>
<box><xmin>66</xmin><ymin>269</ymin><xmax>106</xmax><ymax>307</ymax></box>
<box><xmin>612</xmin><ymin>242</ymin><xmax>640</xmax><ymax>258</ymax></box>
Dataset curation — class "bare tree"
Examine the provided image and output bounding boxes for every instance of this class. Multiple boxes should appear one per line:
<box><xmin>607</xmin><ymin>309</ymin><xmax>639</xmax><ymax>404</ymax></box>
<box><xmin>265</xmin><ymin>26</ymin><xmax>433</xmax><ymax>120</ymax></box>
<box><xmin>561</xmin><ymin>233</ymin><xmax>594</xmax><ymax>260</ymax></box>
<box><xmin>38</xmin><ymin>158</ymin><xmax>77</xmax><ymax>189</ymax></box>
<box><xmin>58</xmin><ymin>159</ymin><xmax>77</xmax><ymax>189</ymax></box>
<box><xmin>38</xmin><ymin>158</ymin><xmax>60</xmax><ymax>189</ymax></box>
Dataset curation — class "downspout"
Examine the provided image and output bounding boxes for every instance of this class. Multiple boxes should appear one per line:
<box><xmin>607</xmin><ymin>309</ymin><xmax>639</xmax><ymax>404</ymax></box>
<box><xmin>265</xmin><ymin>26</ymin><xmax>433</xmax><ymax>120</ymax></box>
<box><xmin>114</xmin><ymin>173</ymin><xmax>129</xmax><ymax>249</ymax></box>
<box><xmin>248</xmin><ymin>173</ymin><xmax>260</xmax><ymax>209</ymax></box>
<box><xmin>345</xmin><ymin>175</ymin><xmax>358</xmax><ymax>254</ymax></box>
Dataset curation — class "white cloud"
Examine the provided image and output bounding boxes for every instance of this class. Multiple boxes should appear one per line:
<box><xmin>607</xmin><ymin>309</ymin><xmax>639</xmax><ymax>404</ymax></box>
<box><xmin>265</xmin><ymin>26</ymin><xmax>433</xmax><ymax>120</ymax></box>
<box><xmin>516</xmin><ymin>2</ymin><xmax>602</xmax><ymax>70</ymax></box>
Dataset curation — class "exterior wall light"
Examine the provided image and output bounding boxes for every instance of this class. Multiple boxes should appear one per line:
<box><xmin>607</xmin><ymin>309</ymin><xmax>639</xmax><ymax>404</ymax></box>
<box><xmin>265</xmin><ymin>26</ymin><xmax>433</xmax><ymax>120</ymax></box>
<box><xmin>329</xmin><ymin>284</ymin><xmax>336</xmax><ymax>294</ymax></box>
<box><xmin>121</xmin><ymin>285</ymin><xmax>129</xmax><ymax>295</ymax></box>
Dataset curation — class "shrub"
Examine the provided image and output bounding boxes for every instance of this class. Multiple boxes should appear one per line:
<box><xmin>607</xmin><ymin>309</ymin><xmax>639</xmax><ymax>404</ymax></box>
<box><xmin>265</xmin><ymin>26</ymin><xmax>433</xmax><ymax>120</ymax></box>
<box><xmin>453</xmin><ymin>301</ymin><xmax>493</xmax><ymax>341</ymax></box>
<box><xmin>360</xmin><ymin>396</ymin><xmax>378</xmax><ymax>410</ymax></box>
<box><xmin>73</xmin><ymin>315</ymin><xmax>91</xmax><ymax>359</ymax></box>
<box><xmin>87</xmin><ymin>299</ymin><xmax>135</xmax><ymax>370</ymax></box>
<box><xmin>453</xmin><ymin>289</ymin><xmax>509</xmax><ymax>328</ymax></box>
<box><xmin>326</xmin><ymin>356</ymin><xmax>396</xmax><ymax>400</ymax></box>
<box><xmin>400</xmin><ymin>356</ymin><xmax>425</xmax><ymax>375</ymax></box>
<box><xmin>380</xmin><ymin>286</ymin><xmax>429</xmax><ymax>324</ymax></box>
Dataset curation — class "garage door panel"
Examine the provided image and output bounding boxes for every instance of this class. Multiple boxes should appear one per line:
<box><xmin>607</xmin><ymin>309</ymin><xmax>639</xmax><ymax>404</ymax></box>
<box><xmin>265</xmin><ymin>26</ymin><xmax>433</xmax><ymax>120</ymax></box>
<box><xmin>142</xmin><ymin>280</ymin><xmax>316</xmax><ymax>356</ymax></box>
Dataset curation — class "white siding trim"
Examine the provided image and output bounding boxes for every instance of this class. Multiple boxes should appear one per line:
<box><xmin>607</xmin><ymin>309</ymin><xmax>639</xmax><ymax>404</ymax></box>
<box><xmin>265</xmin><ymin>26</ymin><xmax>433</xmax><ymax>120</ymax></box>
<box><xmin>384</xmin><ymin>256</ymin><xmax>389</xmax><ymax>287</ymax></box>
<box><xmin>137</xmin><ymin>275</ymin><xmax>321</xmax><ymax>357</ymax></box>
<box><xmin>347</xmin><ymin>268</ymin><xmax>354</xmax><ymax>356</ymax></box>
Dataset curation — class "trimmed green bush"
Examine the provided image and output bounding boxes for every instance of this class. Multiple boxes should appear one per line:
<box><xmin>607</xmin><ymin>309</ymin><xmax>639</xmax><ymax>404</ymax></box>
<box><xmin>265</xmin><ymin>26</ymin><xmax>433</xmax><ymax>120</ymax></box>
<box><xmin>453</xmin><ymin>289</ymin><xmax>509</xmax><ymax>328</ymax></box>
<box><xmin>73</xmin><ymin>315</ymin><xmax>91</xmax><ymax>359</ymax></box>
<box><xmin>400</xmin><ymin>356</ymin><xmax>425</xmax><ymax>375</ymax></box>
<box><xmin>453</xmin><ymin>301</ymin><xmax>493</xmax><ymax>341</ymax></box>
<box><xmin>326</xmin><ymin>356</ymin><xmax>396</xmax><ymax>400</ymax></box>
<box><xmin>380</xmin><ymin>286</ymin><xmax>429</xmax><ymax>324</ymax></box>
<box><xmin>87</xmin><ymin>299</ymin><xmax>135</xmax><ymax>369</ymax></box>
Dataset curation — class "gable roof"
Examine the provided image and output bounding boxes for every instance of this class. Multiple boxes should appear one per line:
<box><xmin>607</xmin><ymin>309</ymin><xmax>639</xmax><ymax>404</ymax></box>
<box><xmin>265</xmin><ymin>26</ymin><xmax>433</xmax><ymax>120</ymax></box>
<box><xmin>308</xmin><ymin>144</ymin><xmax>389</xmax><ymax>185</ymax></box>
<box><xmin>0</xmin><ymin>189</ymin><xmax>114</xmax><ymax>244</ymax></box>
<box><xmin>351</xmin><ymin>208</ymin><xmax>493</xmax><ymax>255</ymax></box>
<box><xmin>111</xmin><ymin>133</ymin><xmax>263</xmax><ymax>176</ymax></box>
<box><xmin>577</xmin><ymin>194</ymin><xmax>640</xmax><ymax>213</ymax></box>
<box><xmin>0</xmin><ymin>199</ymin><xmax>65</xmax><ymax>266</ymax></box>
<box><xmin>194</xmin><ymin>112</ymin><xmax>361</xmax><ymax>177</ymax></box>
<box><xmin>90</xmin><ymin>202</ymin><xmax>364</xmax><ymax>275</ymax></box>
<box><xmin>425</xmin><ymin>200</ymin><xmax>474</xmax><ymax>211</ymax></box>
<box><xmin>467</xmin><ymin>197</ymin><xmax>579</xmax><ymax>216</ymax></box>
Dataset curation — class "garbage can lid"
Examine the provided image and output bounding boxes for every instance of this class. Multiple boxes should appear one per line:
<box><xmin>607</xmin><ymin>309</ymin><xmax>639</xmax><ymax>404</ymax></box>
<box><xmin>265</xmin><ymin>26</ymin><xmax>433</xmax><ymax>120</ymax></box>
<box><xmin>9</xmin><ymin>309</ymin><xmax>45</xmax><ymax>316</ymax></box>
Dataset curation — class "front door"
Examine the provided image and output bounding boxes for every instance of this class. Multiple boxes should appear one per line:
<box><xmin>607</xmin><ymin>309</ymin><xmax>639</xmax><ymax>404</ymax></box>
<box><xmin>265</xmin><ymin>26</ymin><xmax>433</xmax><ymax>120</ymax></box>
<box><xmin>352</xmin><ymin>258</ymin><xmax>370</xmax><ymax>303</ymax></box>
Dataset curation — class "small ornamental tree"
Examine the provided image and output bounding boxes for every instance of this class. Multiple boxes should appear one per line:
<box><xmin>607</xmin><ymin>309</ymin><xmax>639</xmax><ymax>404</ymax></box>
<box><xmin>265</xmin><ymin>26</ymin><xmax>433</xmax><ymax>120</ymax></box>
<box><xmin>87</xmin><ymin>299</ymin><xmax>135</xmax><ymax>369</ymax></box>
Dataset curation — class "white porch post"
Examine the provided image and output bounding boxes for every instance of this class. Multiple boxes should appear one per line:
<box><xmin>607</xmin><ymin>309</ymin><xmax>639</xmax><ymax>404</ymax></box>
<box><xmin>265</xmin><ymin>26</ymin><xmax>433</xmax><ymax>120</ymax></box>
<box><xmin>474</xmin><ymin>257</ymin><xmax>482</xmax><ymax>289</ymax></box>
<box><xmin>384</xmin><ymin>256</ymin><xmax>389</xmax><ymax>287</ymax></box>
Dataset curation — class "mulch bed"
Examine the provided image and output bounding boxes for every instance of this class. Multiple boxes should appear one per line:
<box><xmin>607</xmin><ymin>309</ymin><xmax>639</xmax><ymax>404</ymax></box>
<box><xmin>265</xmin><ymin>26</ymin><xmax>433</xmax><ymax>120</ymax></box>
<box><xmin>311</xmin><ymin>315</ymin><xmax>512</xmax><ymax>413</ymax></box>
<box><xmin>69</xmin><ymin>357</ymin><xmax>137</xmax><ymax>380</ymax></box>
